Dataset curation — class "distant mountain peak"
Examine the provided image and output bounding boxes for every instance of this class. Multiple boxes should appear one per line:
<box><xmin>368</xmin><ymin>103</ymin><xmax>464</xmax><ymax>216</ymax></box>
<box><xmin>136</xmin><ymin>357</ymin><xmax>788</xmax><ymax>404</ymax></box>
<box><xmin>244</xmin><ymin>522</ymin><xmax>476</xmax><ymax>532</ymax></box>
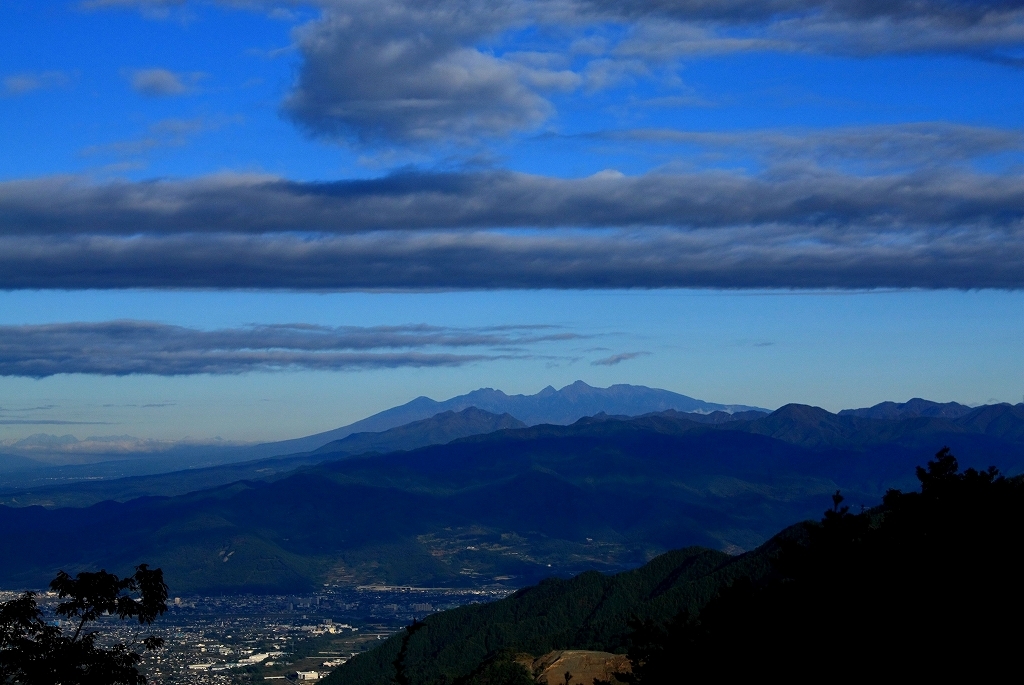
<box><xmin>431</xmin><ymin>381</ymin><xmax>766</xmax><ymax>425</ymax></box>
<box><xmin>770</xmin><ymin>404</ymin><xmax>836</xmax><ymax>421</ymax></box>
<box><xmin>13</xmin><ymin>433</ymin><xmax>80</xmax><ymax>447</ymax></box>
<box><xmin>229</xmin><ymin>382</ymin><xmax>768</xmax><ymax>461</ymax></box>
<box><xmin>839</xmin><ymin>398</ymin><xmax>973</xmax><ymax>420</ymax></box>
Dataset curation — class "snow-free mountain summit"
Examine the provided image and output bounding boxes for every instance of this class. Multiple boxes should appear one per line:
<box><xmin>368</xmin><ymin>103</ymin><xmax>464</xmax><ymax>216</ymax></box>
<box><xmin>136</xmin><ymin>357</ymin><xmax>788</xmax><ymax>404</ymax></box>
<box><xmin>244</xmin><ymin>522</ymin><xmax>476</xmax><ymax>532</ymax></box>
<box><xmin>246</xmin><ymin>380</ymin><xmax>768</xmax><ymax>458</ymax></box>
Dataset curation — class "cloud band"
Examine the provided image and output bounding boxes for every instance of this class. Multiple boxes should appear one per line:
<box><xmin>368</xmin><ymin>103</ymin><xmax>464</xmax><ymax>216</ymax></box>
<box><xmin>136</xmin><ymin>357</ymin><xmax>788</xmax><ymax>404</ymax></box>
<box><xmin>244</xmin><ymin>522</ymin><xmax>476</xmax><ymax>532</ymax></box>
<box><xmin>0</xmin><ymin>226</ymin><xmax>1020</xmax><ymax>290</ymax></box>
<box><xmin>0</xmin><ymin>321</ymin><xmax>573</xmax><ymax>377</ymax></box>
<box><xmin>2</xmin><ymin>123</ymin><xmax>1022</xmax><ymax>290</ymax></box>
<box><xmin>2</xmin><ymin>165</ymin><xmax>1022</xmax><ymax>235</ymax></box>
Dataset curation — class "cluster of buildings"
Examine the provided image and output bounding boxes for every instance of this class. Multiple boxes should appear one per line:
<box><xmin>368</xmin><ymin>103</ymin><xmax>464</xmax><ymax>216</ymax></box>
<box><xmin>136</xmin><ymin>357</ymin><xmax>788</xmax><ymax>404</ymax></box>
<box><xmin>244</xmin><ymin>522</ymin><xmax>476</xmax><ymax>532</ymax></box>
<box><xmin>6</xmin><ymin>585</ymin><xmax>513</xmax><ymax>683</ymax></box>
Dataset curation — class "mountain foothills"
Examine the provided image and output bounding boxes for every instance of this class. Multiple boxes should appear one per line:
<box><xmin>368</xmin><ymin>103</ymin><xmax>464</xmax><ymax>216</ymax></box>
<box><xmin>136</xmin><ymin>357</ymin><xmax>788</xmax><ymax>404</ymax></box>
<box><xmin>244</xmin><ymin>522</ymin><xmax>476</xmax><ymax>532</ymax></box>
<box><xmin>0</xmin><ymin>382</ymin><xmax>761</xmax><ymax>488</ymax></box>
<box><xmin>326</xmin><ymin>449</ymin><xmax>1024</xmax><ymax>684</ymax></box>
<box><xmin>0</xmin><ymin>408</ymin><xmax>526</xmax><ymax>508</ymax></box>
<box><xmin>0</xmin><ymin>395</ymin><xmax>1022</xmax><ymax>596</ymax></box>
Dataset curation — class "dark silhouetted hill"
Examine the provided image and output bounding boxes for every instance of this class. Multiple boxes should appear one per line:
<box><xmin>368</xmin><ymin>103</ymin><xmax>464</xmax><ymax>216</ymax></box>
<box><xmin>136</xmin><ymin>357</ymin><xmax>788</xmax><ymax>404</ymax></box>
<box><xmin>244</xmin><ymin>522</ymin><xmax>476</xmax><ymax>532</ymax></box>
<box><xmin>324</xmin><ymin>541</ymin><xmax>785</xmax><ymax>685</ymax></box>
<box><xmin>618</xmin><ymin>449</ymin><xmax>1024</xmax><ymax>680</ymax></box>
<box><xmin>325</xmin><ymin>450</ymin><xmax>1024</xmax><ymax>684</ymax></box>
<box><xmin>838</xmin><ymin>397</ymin><xmax>973</xmax><ymax>420</ymax></box>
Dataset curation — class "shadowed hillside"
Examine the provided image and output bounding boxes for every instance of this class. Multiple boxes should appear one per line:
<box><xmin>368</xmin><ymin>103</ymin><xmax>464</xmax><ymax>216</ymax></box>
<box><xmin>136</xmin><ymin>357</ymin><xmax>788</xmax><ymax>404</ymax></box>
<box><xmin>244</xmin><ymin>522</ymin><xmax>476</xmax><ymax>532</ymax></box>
<box><xmin>313</xmin><ymin>407</ymin><xmax>525</xmax><ymax>456</ymax></box>
<box><xmin>325</xmin><ymin>449</ymin><xmax>1024</xmax><ymax>684</ymax></box>
<box><xmin>324</xmin><ymin>541</ymin><xmax>783</xmax><ymax>685</ymax></box>
<box><xmin>0</xmin><ymin>403</ymin><xmax>1022</xmax><ymax>594</ymax></box>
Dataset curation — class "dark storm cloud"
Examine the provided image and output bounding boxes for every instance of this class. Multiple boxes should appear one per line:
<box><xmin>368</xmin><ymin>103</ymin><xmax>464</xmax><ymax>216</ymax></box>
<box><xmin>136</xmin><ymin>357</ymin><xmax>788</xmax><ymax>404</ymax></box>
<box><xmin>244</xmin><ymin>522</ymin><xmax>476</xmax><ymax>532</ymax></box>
<box><xmin>0</xmin><ymin>225</ymin><xmax>1021</xmax><ymax>290</ymax></box>
<box><xmin>2</xmin><ymin>120</ymin><xmax>1023</xmax><ymax>291</ymax></box>
<box><xmin>0</xmin><ymin>321</ymin><xmax>573</xmax><ymax>377</ymax></box>
<box><xmin>2</xmin><ymin>121</ymin><xmax>1022</xmax><ymax>291</ymax></box>
<box><xmin>3</xmin><ymin>167</ymin><xmax>1023</xmax><ymax>235</ymax></box>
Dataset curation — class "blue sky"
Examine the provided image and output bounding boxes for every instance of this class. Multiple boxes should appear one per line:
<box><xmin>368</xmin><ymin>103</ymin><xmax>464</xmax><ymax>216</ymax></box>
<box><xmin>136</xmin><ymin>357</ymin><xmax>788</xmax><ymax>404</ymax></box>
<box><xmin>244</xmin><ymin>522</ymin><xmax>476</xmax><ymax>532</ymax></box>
<box><xmin>1</xmin><ymin>0</ymin><xmax>1023</xmax><ymax>443</ymax></box>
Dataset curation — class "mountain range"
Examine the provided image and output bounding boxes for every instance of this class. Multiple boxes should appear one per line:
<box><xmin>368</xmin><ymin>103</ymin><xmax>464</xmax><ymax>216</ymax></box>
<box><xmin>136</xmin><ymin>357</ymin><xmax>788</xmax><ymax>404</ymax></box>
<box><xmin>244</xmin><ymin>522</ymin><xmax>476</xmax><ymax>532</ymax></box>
<box><xmin>0</xmin><ymin>382</ymin><xmax>763</xmax><ymax>489</ymax></box>
<box><xmin>838</xmin><ymin>397</ymin><xmax>974</xmax><ymax>420</ymax></box>
<box><xmin>0</xmin><ymin>398</ymin><xmax>1021</xmax><ymax>594</ymax></box>
<box><xmin>208</xmin><ymin>380</ymin><xmax>767</xmax><ymax>460</ymax></box>
<box><xmin>0</xmin><ymin>408</ymin><xmax>527</xmax><ymax>508</ymax></box>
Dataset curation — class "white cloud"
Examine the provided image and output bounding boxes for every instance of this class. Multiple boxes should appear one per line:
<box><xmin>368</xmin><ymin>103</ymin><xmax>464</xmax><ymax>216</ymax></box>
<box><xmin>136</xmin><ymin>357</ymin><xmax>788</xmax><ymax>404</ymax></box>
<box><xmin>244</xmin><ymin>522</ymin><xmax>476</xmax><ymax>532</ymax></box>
<box><xmin>83</xmin><ymin>1</ymin><xmax>1024</xmax><ymax>148</ymax></box>
<box><xmin>283</xmin><ymin>1</ymin><xmax>575</xmax><ymax>143</ymax></box>
<box><xmin>127</xmin><ymin>68</ymin><xmax>205</xmax><ymax>96</ymax></box>
<box><xmin>79</xmin><ymin>116</ymin><xmax>241</xmax><ymax>158</ymax></box>
<box><xmin>3</xmin><ymin>71</ymin><xmax>72</xmax><ymax>96</ymax></box>
<box><xmin>81</xmin><ymin>0</ymin><xmax>188</xmax><ymax>21</ymax></box>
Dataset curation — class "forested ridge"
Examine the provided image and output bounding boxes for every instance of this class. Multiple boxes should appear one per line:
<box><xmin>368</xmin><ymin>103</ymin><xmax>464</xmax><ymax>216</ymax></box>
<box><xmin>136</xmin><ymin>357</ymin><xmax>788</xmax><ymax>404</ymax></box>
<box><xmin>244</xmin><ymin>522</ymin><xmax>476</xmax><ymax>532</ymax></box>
<box><xmin>627</xmin><ymin>447</ymin><xmax>1024</xmax><ymax>679</ymax></box>
<box><xmin>329</xmin><ymin>448</ymin><xmax>1024</xmax><ymax>684</ymax></box>
<box><xmin>326</xmin><ymin>528</ymin><xmax>795</xmax><ymax>684</ymax></box>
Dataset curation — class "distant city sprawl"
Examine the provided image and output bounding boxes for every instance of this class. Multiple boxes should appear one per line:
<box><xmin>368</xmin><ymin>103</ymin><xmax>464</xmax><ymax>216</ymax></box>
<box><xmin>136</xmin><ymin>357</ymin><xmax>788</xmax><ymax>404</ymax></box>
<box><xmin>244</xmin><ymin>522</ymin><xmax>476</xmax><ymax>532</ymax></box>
<box><xmin>15</xmin><ymin>586</ymin><xmax>508</xmax><ymax>684</ymax></box>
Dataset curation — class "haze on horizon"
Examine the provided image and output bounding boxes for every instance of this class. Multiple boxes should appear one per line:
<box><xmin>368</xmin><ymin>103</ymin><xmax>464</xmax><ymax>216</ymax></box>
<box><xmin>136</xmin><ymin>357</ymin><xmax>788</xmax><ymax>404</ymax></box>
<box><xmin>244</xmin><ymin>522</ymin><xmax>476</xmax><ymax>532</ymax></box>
<box><xmin>1</xmin><ymin>0</ymin><xmax>1022</xmax><ymax>444</ymax></box>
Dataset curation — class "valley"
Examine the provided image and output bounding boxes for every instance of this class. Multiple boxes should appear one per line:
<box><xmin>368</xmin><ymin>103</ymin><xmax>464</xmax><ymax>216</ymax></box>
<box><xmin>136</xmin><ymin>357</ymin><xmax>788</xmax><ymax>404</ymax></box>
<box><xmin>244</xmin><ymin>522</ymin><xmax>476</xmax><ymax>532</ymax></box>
<box><xmin>1</xmin><ymin>390</ymin><xmax>1022</xmax><ymax>596</ymax></box>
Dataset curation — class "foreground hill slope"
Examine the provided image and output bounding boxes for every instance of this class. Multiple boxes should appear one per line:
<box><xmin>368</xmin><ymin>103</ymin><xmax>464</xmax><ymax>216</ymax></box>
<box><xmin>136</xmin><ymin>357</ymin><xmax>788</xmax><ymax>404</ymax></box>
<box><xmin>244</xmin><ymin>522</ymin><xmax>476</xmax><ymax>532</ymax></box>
<box><xmin>620</xmin><ymin>451</ymin><xmax>1024</xmax><ymax>679</ymax></box>
<box><xmin>0</xmin><ymin>403</ymin><xmax>1022</xmax><ymax>594</ymax></box>
<box><xmin>326</xmin><ymin>541</ymin><xmax>784</xmax><ymax>685</ymax></box>
<box><xmin>327</xmin><ymin>449</ymin><xmax>1024</xmax><ymax>683</ymax></box>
